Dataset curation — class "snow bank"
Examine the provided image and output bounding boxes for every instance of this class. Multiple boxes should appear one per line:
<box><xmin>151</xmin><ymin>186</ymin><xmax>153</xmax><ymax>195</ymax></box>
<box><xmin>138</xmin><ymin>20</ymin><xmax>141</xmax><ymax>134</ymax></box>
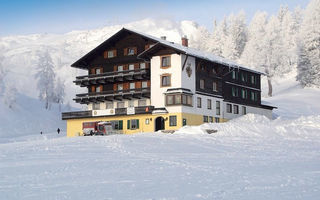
<box><xmin>176</xmin><ymin>114</ymin><xmax>320</xmax><ymax>139</ymax></box>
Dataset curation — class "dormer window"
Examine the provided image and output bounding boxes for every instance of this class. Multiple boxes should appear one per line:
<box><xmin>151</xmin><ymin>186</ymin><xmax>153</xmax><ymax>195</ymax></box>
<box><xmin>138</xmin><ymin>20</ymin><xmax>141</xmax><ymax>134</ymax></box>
<box><xmin>124</xmin><ymin>47</ymin><xmax>137</xmax><ymax>56</ymax></box>
<box><xmin>95</xmin><ymin>68</ymin><xmax>101</xmax><ymax>74</ymax></box>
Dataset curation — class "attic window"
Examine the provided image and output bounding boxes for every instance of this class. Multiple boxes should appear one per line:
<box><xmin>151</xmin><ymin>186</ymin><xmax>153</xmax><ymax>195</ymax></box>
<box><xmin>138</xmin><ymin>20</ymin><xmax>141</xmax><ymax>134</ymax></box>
<box><xmin>128</xmin><ymin>48</ymin><xmax>135</xmax><ymax>55</ymax></box>
<box><xmin>104</xmin><ymin>50</ymin><xmax>117</xmax><ymax>58</ymax></box>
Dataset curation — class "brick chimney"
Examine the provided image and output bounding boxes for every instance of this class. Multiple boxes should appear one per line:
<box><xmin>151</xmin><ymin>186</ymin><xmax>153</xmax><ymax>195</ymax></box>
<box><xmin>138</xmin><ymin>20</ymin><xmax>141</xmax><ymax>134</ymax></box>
<box><xmin>181</xmin><ymin>35</ymin><xmax>188</xmax><ymax>47</ymax></box>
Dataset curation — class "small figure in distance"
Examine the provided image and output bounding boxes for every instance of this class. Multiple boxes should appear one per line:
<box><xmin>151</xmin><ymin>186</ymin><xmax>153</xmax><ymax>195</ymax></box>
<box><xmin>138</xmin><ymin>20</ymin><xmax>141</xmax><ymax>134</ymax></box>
<box><xmin>57</xmin><ymin>128</ymin><xmax>60</xmax><ymax>134</ymax></box>
<box><xmin>40</xmin><ymin>131</ymin><xmax>43</xmax><ymax>135</ymax></box>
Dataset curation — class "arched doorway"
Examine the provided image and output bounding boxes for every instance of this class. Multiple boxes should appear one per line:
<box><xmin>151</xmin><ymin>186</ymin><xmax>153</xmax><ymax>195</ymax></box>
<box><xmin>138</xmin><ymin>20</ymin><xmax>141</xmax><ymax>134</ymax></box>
<box><xmin>155</xmin><ymin>117</ymin><xmax>165</xmax><ymax>131</ymax></box>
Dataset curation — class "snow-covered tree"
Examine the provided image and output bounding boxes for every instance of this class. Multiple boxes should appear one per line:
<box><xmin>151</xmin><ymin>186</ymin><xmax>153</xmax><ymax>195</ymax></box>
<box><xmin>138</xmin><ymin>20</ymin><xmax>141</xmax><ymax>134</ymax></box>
<box><xmin>54</xmin><ymin>77</ymin><xmax>65</xmax><ymax>111</ymax></box>
<box><xmin>222</xmin><ymin>11</ymin><xmax>248</xmax><ymax>60</ymax></box>
<box><xmin>3</xmin><ymin>83</ymin><xmax>17</xmax><ymax>109</ymax></box>
<box><xmin>240</xmin><ymin>11</ymin><xmax>268</xmax><ymax>69</ymax></box>
<box><xmin>35</xmin><ymin>50</ymin><xmax>56</xmax><ymax>109</ymax></box>
<box><xmin>0</xmin><ymin>55</ymin><xmax>6</xmax><ymax>94</ymax></box>
<box><xmin>297</xmin><ymin>0</ymin><xmax>320</xmax><ymax>87</ymax></box>
<box><xmin>206</xmin><ymin>18</ymin><xmax>228</xmax><ymax>56</ymax></box>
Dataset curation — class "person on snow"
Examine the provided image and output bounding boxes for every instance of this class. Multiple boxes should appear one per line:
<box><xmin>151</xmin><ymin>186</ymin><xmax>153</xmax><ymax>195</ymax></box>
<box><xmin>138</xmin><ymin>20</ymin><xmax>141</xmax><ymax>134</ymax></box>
<box><xmin>57</xmin><ymin>128</ymin><xmax>60</xmax><ymax>134</ymax></box>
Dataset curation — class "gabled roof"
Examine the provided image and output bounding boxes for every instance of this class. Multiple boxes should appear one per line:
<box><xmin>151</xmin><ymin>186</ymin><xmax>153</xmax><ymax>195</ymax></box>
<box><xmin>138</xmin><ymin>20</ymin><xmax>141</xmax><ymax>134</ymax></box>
<box><xmin>72</xmin><ymin>27</ymin><xmax>264</xmax><ymax>75</ymax></box>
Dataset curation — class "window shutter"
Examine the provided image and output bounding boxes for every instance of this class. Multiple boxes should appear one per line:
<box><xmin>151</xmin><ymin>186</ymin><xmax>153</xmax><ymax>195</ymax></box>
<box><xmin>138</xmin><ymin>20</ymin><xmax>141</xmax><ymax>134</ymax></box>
<box><xmin>114</xmin><ymin>65</ymin><xmax>117</xmax><ymax>72</ymax></box>
<box><xmin>147</xmin><ymin>80</ymin><xmax>151</xmax><ymax>87</ymax></box>
<box><xmin>113</xmin><ymin>50</ymin><xmax>117</xmax><ymax>57</ymax></box>
<box><xmin>124</xmin><ymin>64</ymin><xmax>128</xmax><ymax>71</ymax></box>
<box><xmin>91</xmin><ymin>86</ymin><xmax>95</xmax><ymax>93</ymax></box>
<box><xmin>124</xmin><ymin>48</ymin><xmax>128</xmax><ymax>56</ymax></box>
<box><xmin>124</xmin><ymin>83</ymin><xmax>129</xmax><ymax>90</ymax></box>
<box><xmin>127</xmin><ymin>120</ymin><xmax>130</xmax><ymax>129</ymax></box>
<box><xmin>134</xmin><ymin>47</ymin><xmax>137</xmax><ymax>55</ymax></box>
<box><xmin>134</xmin><ymin>63</ymin><xmax>139</xmax><ymax>70</ymax></box>
<box><xmin>144</xmin><ymin>44</ymin><xmax>149</xmax><ymax>50</ymax></box>
<box><xmin>146</xmin><ymin>62</ymin><xmax>150</xmax><ymax>69</ymax></box>
<box><xmin>100</xmin><ymin>67</ymin><xmax>103</xmax><ymax>73</ymax></box>
<box><xmin>103</xmin><ymin>51</ymin><xmax>108</xmax><ymax>58</ymax></box>
<box><xmin>100</xmin><ymin>85</ymin><xmax>103</xmax><ymax>91</ymax></box>
<box><xmin>135</xmin><ymin>81</ymin><xmax>141</xmax><ymax>88</ymax></box>
<box><xmin>91</xmin><ymin>68</ymin><xmax>95</xmax><ymax>74</ymax></box>
<box><xmin>136</xmin><ymin>119</ymin><xmax>139</xmax><ymax>129</ymax></box>
<box><xmin>119</xmin><ymin>121</ymin><xmax>123</xmax><ymax>130</ymax></box>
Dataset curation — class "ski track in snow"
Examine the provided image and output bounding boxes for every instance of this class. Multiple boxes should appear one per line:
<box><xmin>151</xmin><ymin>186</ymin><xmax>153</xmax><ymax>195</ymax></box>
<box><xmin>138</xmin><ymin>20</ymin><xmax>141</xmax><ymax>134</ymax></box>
<box><xmin>0</xmin><ymin>129</ymin><xmax>320</xmax><ymax>200</ymax></box>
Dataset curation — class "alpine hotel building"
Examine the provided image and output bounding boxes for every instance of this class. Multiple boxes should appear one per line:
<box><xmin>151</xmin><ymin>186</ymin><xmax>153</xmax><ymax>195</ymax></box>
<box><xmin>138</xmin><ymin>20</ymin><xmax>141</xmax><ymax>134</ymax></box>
<box><xmin>62</xmin><ymin>28</ymin><xmax>275</xmax><ymax>137</ymax></box>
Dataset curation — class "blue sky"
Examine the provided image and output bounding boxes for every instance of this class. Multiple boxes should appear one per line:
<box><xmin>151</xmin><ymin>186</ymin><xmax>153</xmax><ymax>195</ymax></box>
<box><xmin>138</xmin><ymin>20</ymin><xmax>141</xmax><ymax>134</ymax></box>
<box><xmin>0</xmin><ymin>0</ymin><xmax>309</xmax><ymax>36</ymax></box>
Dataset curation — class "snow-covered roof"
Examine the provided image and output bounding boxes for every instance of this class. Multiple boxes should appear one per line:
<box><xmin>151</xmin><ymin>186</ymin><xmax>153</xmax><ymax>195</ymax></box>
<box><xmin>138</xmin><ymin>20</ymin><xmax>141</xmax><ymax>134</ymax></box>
<box><xmin>124</xmin><ymin>28</ymin><xmax>265</xmax><ymax>75</ymax></box>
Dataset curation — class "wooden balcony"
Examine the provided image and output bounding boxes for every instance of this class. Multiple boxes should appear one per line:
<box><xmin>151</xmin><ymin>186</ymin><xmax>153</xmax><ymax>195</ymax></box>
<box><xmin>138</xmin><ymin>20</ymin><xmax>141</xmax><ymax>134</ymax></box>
<box><xmin>74</xmin><ymin>68</ymin><xmax>150</xmax><ymax>87</ymax></box>
<box><xmin>74</xmin><ymin>88</ymin><xmax>151</xmax><ymax>104</ymax></box>
<box><xmin>62</xmin><ymin>106</ymin><xmax>154</xmax><ymax>120</ymax></box>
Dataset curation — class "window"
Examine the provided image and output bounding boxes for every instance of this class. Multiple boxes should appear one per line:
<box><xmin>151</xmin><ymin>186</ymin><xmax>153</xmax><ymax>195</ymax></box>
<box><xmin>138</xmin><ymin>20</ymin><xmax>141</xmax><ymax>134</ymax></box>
<box><xmin>207</xmin><ymin>99</ymin><xmax>212</xmax><ymax>109</ymax></box>
<box><xmin>232</xmin><ymin>87</ymin><xmax>239</xmax><ymax>97</ymax></box>
<box><xmin>93</xmin><ymin>103</ymin><xmax>100</xmax><ymax>110</ymax></box>
<box><xmin>107</xmin><ymin>50</ymin><xmax>115</xmax><ymax>58</ymax></box>
<box><xmin>201</xmin><ymin>65</ymin><xmax>205</xmax><ymax>71</ymax></box>
<box><xmin>167</xmin><ymin>95</ymin><xmax>174</xmax><ymax>105</ymax></box>
<box><xmin>161</xmin><ymin>74</ymin><xmax>171</xmax><ymax>87</ymax></box>
<box><xmin>145</xmin><ymin>118</ymin><xmax>149</xmax><ymax>125</ymax></box>
<box><xmin>130</xmin><ymin>82</ymin><xmax>135</xmax><ymax>90</ymax></box>
<box><xmin>241</xmin><ymin>73</ymin><xmax>248</xmax><ymax>82</ymax></box>
<box><xmin>106</xmin><ymin>102</ymin><xmax>113</xmax><ymax>109</ymax></box>
<box><xmin>129</xmin><ymin>64</ymin><xmax>134</xmax><ymax>72</ymax></box>
<box><xmin>213</xmin><ymin>81</ymin><xmax>218</xmax><ymax>91</ymax></box>
<box><xmin>138</xmin><ymin>99</ymin><xmax>147</xmax><ymax>106</ymax></box>
<box><xmin>203</xmin><ymin>115</ymin><xmax>208</xmax><ymax>123</ymax></box>
<box><xmin>118</xmin><ymin>65</ymin><xmax>123</xmax><ymax>72</ymax></box>
<box><xmin>166</xmin><ymin>94</ymin><xmax>192</xmax><ymax>106</ymax></box>
<box><xmin>242</xmin><ymin>106</ymin><xmax>247</xmax><ymax>115</ymax></box>
<box><xmin>127</xmin><ymin>47</ymin><xmax>135</xmax><ymax>55</ymax></box>
<box><xmin>215</xmin><ymin>117</ymin><xmax>220</xmax><ymax>123</ymax></box>
<box><xmin>216</xmin><ymin>101</ymin><xmax>220</xmax><ymax>115</ymax></box>
<box><xmin>117</xmin><ymin>84</ymin><xmax>123</xmax><ymax>91</ymax></box>
<box><xmin>169</xmin><ymin>116</ymin><xmax>177</xmax><ymax>126</ymax></box>
<box><xmin>209</xmin><ymin>116</ymin><xmax>213</xmax><ymax>123</ymax></box>
<box><xmin>197</xmin><ymin>97</ymin><xmax>202</xmax><ymax>108</ymax></box>
<box><xmin>232</xmin><ymin>70</ymin><xmax>238</xmax><ymax>80</ymax></box>
<box><xmin>161</xmin><ymin>56</ymin><xmax>171</xmax><ymax>68</ymax></box>
<box><xmin>251</xmin><ymin>91</ymin><xmax>258</xmax><ymax>101</ymax></box>
<box><xmin>234</xmin><ymin>105</ymin><xmax>239</xmax><ymax>114</ymax></box>
<box><xmin>128</xmin><ymin>100</ymin><xmax>134</xmax><ymax>107</ymax></box>
<box><xmin>95</xmin><ymin>86</ymin><xmax>101</xmax><ymax>93</ymax></box>
<box><xmin>200</xmin><ymin>79</ymin><xmax>205</xmax><ymax>89</ymax></box>
<box><xmin>241</xmin><ymin>89</ymin><xmax>247</xmax><ymax>99</ymax></box>
<box><xmin>251</xmin><ymin>75</ymin><xmax>257</xmax><ymax>85</ymax></box>
<box><xmin>227</xmin><ymin>103</ymin><xmax>232</xmax><ymax>113</ymax></box>
<box><xmin>127</xmin><ymin>119</ymin><xmax>139</xmax><ymax>130</ymax></box>
<box><xmin>212</xmin><ymin>67</ymin><xmax>217</xmax><ymax>75</ymax></box>
<box><xmin>142</xmin><ymin>81</ymin><xmax>148</xmax><ymax>88</ymax></box>
<box><xmin>117</xmin><ymin>102</ymin><xmax>124</xmax><ymax>108</ymax></box>
<box><xmin>111</xmin><ymin>120</ymin><xmax>123</xmax><ymax>130</ymax></box>
<box><xmin>95</xmin><ymin>68</ymin><xmax>101</xmax><ymax>74</ymax></box>
<box><xmin>140</xmin><ymin>63</ymin><xmax>146</xmax><ymax>69</ymax></box>
<box><xmin>175</xmin><ymin>95</ymin><xmax>181</xmax><ymax>104</ymax></box>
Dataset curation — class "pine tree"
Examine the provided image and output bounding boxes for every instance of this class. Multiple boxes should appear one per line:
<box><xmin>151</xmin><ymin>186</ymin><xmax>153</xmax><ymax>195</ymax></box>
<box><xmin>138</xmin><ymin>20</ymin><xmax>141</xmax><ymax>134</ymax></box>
<box><xmin>207</xmin><ymin>17</ymin><xmax>228</xmax><ymax>56</ymax></box>
<box><xmin>35</xmin><ymin>50</ymin><xmax>56</xmax><ymax>109</ymax></box>
<box><xmin>222</xmin><ymin>11</ymin><xmax>248</xmax><ymax>61</ymax></box>
<box><xmin>3</xmin><ymin>83</ymin><xmax>17</xmax><ymax>109</ymax></box>
<box><xmin>297</xmin><ymin>0</ymin><xmax>320</xmax><ymax>88</ymax></box>
<box><xmin>54</xmin><ymin>77</ymin><xmax>65</xmax><ymax>111</ymax></box>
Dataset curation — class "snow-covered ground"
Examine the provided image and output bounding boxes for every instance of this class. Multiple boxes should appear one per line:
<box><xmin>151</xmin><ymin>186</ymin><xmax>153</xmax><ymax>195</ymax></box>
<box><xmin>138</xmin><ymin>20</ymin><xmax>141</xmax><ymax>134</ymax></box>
<box><xmin>1</xmin><ymin>114</ymin><xmax>320</xmax><ymax>200</ymax></box>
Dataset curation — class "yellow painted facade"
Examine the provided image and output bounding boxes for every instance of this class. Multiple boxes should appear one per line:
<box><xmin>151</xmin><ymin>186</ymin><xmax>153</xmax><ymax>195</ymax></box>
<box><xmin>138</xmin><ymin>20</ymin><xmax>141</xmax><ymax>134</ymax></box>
<box><xmin>66</xmin><ymin>112</ymin><xmax>226</xmax><ymax>137</ymax></box>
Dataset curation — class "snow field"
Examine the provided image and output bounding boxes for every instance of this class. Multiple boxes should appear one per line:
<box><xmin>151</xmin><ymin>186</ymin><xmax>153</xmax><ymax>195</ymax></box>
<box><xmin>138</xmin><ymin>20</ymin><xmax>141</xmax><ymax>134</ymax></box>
<box><xmin>1</xmin><ymin>114</ymin><xmax>320</xmax><ymax>200</ymax></box>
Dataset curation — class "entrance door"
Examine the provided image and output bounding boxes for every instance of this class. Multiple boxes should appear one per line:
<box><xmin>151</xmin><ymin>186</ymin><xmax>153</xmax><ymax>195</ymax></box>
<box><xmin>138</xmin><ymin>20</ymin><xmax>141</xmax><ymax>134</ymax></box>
<box><xmin>155</xmin><ymin>117</ymin><xmax>165</xmax><ymax>131</ymax></box>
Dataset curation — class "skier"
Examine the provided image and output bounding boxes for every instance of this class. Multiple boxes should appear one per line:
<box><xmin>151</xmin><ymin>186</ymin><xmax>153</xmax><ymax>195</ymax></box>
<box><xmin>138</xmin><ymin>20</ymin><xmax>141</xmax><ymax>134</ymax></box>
<box><xmin>40</xmin><ymin>131</ymin><xmax>43</xmax><ymax>135</ymax></box>
<box><xmin>57</xmin><ymin>128</ymin><xmax>60</xmax><ymax>134</ymax></box>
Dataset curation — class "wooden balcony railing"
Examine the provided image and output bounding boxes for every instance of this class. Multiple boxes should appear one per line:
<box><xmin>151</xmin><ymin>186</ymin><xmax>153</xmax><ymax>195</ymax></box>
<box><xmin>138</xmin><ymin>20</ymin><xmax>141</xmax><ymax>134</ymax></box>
<box><xmin>74</xmin><ymin>68</ymin><xmax>150</xmax><ymax>86</ymax></box>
